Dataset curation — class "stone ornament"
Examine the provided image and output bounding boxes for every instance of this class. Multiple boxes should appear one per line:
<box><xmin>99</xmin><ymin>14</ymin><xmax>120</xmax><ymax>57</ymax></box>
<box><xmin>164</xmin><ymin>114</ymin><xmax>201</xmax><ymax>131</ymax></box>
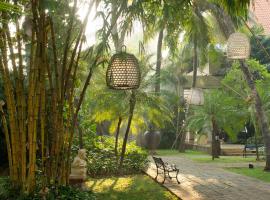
<box><xmin>69</xmin><ymin>149</ymin><xmax>87</xmax><ymax>181</ymax></box>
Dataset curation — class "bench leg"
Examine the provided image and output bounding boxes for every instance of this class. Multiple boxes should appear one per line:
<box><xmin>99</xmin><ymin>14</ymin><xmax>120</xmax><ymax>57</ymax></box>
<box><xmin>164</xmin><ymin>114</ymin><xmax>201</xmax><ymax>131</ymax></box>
<box><xmin>162</xmin><ymin>169</ymin><xmax>166</xmax><ymax>184</ymax></box>
<box><xmin>167</xmin><ymin>171</ymin><xmax>172</xmax><ymax>179</ymax></box>
<box><xmin>175</xmin><ymin>170</ymin><xmax>180</xmax><ymax>184</ymax></box>
<box><xmin>155</xmin><ymin>168</ymin><xmax>158</xmax><ymax>180</ymax></box>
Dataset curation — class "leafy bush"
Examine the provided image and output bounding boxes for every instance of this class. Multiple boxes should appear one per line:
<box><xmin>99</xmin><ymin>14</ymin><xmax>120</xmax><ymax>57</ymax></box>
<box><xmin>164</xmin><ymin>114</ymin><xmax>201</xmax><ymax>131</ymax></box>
<box><xmin>0</xmin><ymin>177</ymin><xmax>96</xmax><ymax>200</ymax></box>
<box><xmin>75</xmin><ymin>135</ymin><xmax>149</xmax><ymax>176</ymax></box>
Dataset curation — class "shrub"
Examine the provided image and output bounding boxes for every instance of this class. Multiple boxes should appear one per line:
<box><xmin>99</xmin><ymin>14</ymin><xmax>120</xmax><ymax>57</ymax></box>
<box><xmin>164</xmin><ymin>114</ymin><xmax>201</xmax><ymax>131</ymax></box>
<box><xmin>0</xmin><ymin>177</ymin><xmax>96</xmax><ymax>200</ymax></box>
<box><xmin>75</xmin><ymin>135</ymin><xmax>149</xmax><ymax>176</ymax></box>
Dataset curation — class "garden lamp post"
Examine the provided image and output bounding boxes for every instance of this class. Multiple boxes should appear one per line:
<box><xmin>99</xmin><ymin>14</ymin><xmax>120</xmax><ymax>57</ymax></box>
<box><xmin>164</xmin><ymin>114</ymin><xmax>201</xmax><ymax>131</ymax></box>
<box><xmin>106</xmin><ymin>46</ymin><xmax>141</xmax><ymax>170</ymax></box>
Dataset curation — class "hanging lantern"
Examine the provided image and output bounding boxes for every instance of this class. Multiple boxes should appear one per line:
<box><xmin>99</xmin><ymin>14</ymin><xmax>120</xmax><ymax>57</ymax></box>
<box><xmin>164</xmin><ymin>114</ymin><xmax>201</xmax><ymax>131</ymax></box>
<box><xmin>106</xmin><ymin>46</ymin><xmax>141</xmax><ymax>90</ymax></box>
<box><xmin>227</xmin><ymin>32</ymin><xmax>250</xmax><ymax>59</ymax></box>
<box><xmin>187</xmin><ymin>88</ymin><xmax>204</xmax><ymax>105</ymax></box>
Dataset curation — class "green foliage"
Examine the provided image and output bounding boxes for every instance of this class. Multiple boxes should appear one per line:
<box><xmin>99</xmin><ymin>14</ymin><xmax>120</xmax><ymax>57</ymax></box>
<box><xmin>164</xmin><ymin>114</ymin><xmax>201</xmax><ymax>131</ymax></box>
<box><xmin>211</xmin><ymin>0</ymin><xmax>250</xmax><ymax>18</ymax></box>
<box><xmin>158</xmin><ymin>127</ymin><xmax>177</xmax><ymax>149</ymax></box>
<box><xmin>223</xmin><ymin>59</ymin><xmax>270</xmax><ymax>126</ymax></box>
<box><xmin>0</xmin><ymin>177</ymin><xmax>96</xmax><ymax>200</ymax></box>
<box><xmin>0</xmin><ymin>2</ymin><xmax>21</xmax><ymax>14</ymax></box>
<box><xmin>188</xmin><ymin>90</ymin><xmax>248</xmax><ymax>142</ymax></box>
<box><xmin>250</xmin><ymin>31</ymin><xmax>270</xmax><ymax>67</ymax></box>
<box><xmin>82</xmin><ymin>54</ymin><xmax>172</xmax><ymax>135</ymax></box>
<box><xmin>188</xmin><ymin>59</ymin><xmax>270</xmax><ymax>142</ymax></box>
<box><xmin>46</xmin><ymin>186</ymin><xmax>96</xmax><ymax>200</ymax></box>
<box><xmin>79</xmin><ymin>135</ymin><xmax>149</xmax><ymax>176</ymax></box>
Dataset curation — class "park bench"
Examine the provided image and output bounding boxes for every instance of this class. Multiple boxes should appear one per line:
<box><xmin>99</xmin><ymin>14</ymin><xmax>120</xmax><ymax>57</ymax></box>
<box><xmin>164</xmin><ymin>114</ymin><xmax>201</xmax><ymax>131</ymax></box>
<box><xmin>152</xmin><ymin>156</ymin><xmax>180</xmax><ymax>184</ymax></box>
<box><xmin>243</xmin><ymin>144</ymin><xmax>264</xmax><ymax>157</ymax></box>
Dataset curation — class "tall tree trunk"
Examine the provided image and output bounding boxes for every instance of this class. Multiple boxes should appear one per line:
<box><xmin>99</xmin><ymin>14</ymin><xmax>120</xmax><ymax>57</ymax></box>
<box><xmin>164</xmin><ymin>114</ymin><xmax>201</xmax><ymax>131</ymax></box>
<box><xmin>155</xmin><ymin>29</ymin><xmax>164</xmax><ymax>94</ymax></box>
<box><xmin>119</xmin><ymin>91</ymin><xmax>136</xmax><ymax>171</ymax></box>
<box><xmin>178</xmin><ymin>131</ymin><xmax>187</xmax><ymax>152</ymax></box>
<box><xmin>115</xmin><ymin>116</ymin><xmax>122</xmax><ymax>157</ymax></box>
<box><xmin>211</xmin><ymin>116</ymin><xmax>220</xmax><ymax>160</ymax></box>
<box><xmin>254</xmin><ymin>126</ymin><xmax>260</xmax><ymax>161</ymax></box>
<box><xmin>239</xmin><ymin>61</ymin><xmax>270</xmax><ymax>170</ymax></box>
<box><xmin>192</xmin><ymin>37</ymin><xmax>198</xmax><ymax>88</ymax></box>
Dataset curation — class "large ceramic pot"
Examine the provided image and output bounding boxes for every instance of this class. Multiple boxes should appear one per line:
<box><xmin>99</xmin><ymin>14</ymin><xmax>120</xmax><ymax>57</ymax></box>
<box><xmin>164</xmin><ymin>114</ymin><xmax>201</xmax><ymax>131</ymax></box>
<box><xmin>143</xmin><ymin>130</ymin><xmax>161</xmax><ymax>151</ymax></box>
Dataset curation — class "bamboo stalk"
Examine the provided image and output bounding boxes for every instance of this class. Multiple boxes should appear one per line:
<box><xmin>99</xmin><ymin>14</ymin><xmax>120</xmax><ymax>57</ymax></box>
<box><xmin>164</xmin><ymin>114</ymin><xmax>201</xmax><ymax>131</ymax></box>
<box><xmin>15</xmin><ymin>14</ymin><xmax>27</xmax><ymax>187</ymax></box>
<box><xmin>64</xmin><ymin>1</ymin><xmax>94</xmax><ymax>89</ymax></box>
<box><xmin>49</xmin><ymin>18</ymin><xmax>60</xmax><ymax>98</ymax></box>
<box><xmin>0</xmin><ymin>62</ymin><xmax>13</xmax><ymax>180</ymax></box>
<box><xmin>61</xmin><ymin>0</ymin><xmax>78</xmax><ymax>101</ymax></box>
<box><xmin>0</xmin><ymin>33</ymin><xmax>19</xmax><ymax>182</ymax></box>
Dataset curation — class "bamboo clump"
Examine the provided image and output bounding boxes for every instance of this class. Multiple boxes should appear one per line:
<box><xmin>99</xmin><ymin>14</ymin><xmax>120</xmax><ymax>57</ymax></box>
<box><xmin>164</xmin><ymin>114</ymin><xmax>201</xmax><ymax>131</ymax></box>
<box><xmin>0</xmin><ymin>0</ymin><xmax>112</xmax><ymax>194</ymax></box>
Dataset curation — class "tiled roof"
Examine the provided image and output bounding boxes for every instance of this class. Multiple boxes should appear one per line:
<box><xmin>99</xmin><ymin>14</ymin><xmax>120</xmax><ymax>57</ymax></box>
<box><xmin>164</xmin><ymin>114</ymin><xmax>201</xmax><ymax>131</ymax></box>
<box><xmin>251</xmin><ymin>0</ymin><xmax>270</xmax><ymax>34</ymax></box>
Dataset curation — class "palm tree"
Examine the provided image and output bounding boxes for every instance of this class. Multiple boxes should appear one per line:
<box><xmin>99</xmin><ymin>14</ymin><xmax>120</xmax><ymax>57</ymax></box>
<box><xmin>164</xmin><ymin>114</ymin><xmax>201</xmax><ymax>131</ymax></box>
<box><xmin>188</xmin><ymin>90</ymin><xmax>248</xmax><ymax>159</ymax></box>
<box><xmin>84</xmin><ymin>54</ymin><xmax>171</xmax><ymax>171</ymax></box>
<box><xmin>160</xmin><ymin>46</ymin><xmax>193</xmax><ymax>151</ymax></box>
<box><xmin>126</xmin><ymin>0</ymin><xmax>190</xmax><ymax>94</ymax></box>
<box><xmin>183</xmin><ymin>2</ymin><xmax>211</xmax><ymax>88</ymax></box>
<box><xmin>208</xmin><ymin>2</ymin><xmax>270</xmax><ymax>170</ymax></box>
<box><xmin>223</xmin><ymin>59</ymin><xmax>270</xmax><ymax>160</ymax></box>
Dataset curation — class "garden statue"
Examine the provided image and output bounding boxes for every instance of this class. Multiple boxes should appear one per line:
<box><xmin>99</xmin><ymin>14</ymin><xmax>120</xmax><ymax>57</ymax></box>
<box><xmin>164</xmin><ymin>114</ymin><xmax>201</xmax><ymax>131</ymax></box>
<box><xmin>69</xmin><ymin>149</ymin><xmax>87</xmax><ymax>183</ymax></box>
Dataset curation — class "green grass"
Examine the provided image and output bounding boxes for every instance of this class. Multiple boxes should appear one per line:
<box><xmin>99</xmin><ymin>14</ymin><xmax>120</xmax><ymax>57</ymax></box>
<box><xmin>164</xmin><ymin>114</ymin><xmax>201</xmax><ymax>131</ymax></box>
<box><xmin>156</xmin><ymin>149</ymin><xmax>262</xmax><ymax>164</ymax></box>
<box><xmin>227</xmin><ymin>167</ymin><xmax>270</xmax><ymax>183</ymax></box>
<box><xmin>86</xmin><ymin>175</ymin><xmax>178</xmax><ymax>200</ymax></box>
<box><xmin>156</xmin><ymin>149</ymin><xmax>207</xmax><ymax>156</ymax></box>
<box><xmin>191</xmin><ymin>156</ymin><xmax>261</xmax><ymax>163</ymax></box>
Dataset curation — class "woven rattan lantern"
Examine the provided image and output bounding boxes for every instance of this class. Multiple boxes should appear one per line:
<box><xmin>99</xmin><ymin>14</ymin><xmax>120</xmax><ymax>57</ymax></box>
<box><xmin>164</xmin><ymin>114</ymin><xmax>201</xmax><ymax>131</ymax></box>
<box><xmin>188</xmin><ymin>88</ymin><xmax>204</xmax><ymax>105</ymax></box>
<box><xmin>106</xmin><ymin>47</ymin><xmax>141</xmax><ymax>90</ymax></box>
<box><xmin>227</xmin><ymin>32</ymin><xmax>250</xmax><ymax>59</ymax></box>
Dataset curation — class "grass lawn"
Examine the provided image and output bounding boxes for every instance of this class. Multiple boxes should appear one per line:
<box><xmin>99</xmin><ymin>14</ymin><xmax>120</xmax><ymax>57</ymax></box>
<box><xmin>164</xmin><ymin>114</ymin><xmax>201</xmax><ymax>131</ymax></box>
<box><xmin>156</xmin><ymin>149</ymin><xmax>262</xmax><ymax>164</ymax></box>
<box><xmin>227</xmin><ymin>167</ymin><xmax>270</xmax><ymax>183</ymax></box>
<box><xmin>85</xmin><ymin>175</ymin><xmax>178</xmax><ymax>200</ymax></box>
<box><xmin>156</xmin><ymin>149</ymin><xmax>207</xmax><ymax>156</ymax></box>
<box><xmin>191</xmin><ymin>156</ymin><xmax>261</xmax><ymax>163</ymax></box>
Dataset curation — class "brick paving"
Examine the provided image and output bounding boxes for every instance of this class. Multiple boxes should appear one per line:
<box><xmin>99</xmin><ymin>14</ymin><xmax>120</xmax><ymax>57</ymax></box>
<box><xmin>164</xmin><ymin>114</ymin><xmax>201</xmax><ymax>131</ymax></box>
<box><xmin>145</xmin><ymin>156</ymin><xmax>270</xmax><ymax>200</ymax></box>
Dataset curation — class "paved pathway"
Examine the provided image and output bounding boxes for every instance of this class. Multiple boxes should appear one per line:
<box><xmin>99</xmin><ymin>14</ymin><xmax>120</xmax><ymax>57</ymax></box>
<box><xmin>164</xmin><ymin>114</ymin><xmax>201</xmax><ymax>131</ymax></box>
<box><xmin>146</xmin><ymin>156</ymin><xmax>270</xmax><ymax>200</ymax></box>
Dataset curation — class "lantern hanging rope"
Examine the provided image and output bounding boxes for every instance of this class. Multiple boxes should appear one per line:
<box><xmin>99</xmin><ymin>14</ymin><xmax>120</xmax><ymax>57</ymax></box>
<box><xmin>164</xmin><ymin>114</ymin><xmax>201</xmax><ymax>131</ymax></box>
<box><xmin>227</xmin><ymin>32</ymin><xmax>250</xmax><ymax>60</ymax></box>
<box><xmin>106</xmin><ymin>46</ymin><xmax>141</xmax><ymax>90</ymax></box>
